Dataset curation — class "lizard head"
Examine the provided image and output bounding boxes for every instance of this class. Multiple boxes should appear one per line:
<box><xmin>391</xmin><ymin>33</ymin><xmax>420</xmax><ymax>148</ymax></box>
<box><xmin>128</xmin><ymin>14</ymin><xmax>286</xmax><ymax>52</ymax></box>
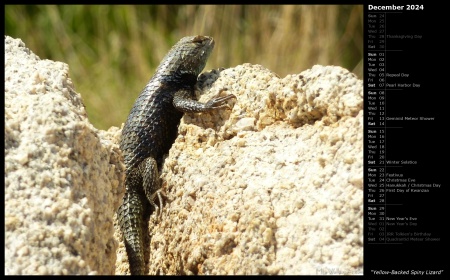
<box><xmin>159</xmin><ymin>35</ymin><xmax>215</xmax><ymax>79</ymax></box>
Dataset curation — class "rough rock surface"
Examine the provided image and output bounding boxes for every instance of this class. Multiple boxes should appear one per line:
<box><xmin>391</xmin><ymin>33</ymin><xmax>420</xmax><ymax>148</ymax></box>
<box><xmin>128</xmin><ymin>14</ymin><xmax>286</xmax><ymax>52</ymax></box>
<box><xmin>4</xmin><ymin>35</ymin><xmax>363</xmax><ymax>275</ymax></box>
<box><xmin>4</xmin><ymin>36</ymin><xmax>125</xmax><ymax>275</ymax></box>
<box><xmin>115</xmin><ymin>65</ymin><xmax>364</xmax><ymax>274</ymax></box>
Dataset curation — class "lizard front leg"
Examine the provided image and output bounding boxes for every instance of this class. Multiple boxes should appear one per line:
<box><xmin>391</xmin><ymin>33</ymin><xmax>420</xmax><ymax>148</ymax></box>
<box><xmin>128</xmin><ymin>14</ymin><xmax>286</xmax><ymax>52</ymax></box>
<box><xmin>173</xmin><ymin>88</ymin><xmax>236</xmax><ymax>113</ymax></box>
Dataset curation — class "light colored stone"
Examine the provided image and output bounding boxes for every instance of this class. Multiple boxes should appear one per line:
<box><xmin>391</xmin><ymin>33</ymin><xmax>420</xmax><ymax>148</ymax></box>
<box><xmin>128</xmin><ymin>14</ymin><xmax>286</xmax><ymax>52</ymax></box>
<box><xmin>4</xmin><ymin>36</ymin><xmax>125</xmax><ymax>275</ymax></box>
<box><xmin>116</xmin><ymin>63</ymin><xmax>363</xmax><ymax>275</ymax></box>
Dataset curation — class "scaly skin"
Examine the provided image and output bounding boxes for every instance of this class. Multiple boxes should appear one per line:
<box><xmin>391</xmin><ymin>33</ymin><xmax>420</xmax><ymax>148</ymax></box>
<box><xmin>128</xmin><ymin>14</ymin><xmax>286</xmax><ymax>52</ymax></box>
<box><xmin>117</xmin><ymin>35</ymin><xmax>235</xmax><ymax>275</ymax></box>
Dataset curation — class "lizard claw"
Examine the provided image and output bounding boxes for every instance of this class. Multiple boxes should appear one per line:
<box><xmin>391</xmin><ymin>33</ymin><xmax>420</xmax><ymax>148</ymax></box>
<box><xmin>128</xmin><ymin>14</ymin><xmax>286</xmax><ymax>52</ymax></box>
<box><xmin>205</xmin><ymin>88</ymin><xmax>236</xmax><ymax>109</ymax></box>
<box><xmin>150</xmin><ymin>189</ymin><xmax>166</xmax><ymax>219</ymax></box>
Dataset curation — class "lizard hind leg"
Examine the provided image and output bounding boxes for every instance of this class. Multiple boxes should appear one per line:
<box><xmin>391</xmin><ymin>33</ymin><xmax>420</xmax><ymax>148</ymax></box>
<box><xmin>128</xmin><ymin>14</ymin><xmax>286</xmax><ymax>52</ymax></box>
<box><xmin>141</xmin><ymin>157</ymin><xmax>165</xmax><ymax>217</ymax></box>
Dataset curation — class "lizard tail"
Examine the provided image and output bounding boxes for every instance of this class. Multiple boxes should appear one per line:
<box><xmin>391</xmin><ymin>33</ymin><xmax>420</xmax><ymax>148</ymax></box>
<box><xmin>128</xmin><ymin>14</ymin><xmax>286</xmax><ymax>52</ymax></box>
<box><xmin>117</xmin><ymin>191</ymin><xmax>146</xmax><ymax>275</ymax></box>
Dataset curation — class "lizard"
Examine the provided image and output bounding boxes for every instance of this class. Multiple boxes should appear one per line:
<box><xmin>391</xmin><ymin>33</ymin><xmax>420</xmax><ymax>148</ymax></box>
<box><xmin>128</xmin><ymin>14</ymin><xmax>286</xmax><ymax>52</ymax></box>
<box><xmin>117</xmin><ymin>35</ymin><xmax>236</xmax><ymax>275</ymax></box>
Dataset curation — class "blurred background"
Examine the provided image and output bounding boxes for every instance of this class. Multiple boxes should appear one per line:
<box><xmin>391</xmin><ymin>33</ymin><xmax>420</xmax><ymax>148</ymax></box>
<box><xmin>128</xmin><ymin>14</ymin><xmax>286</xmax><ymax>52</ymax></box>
<box><xmin>5</xmin><ymin>5</ymin><xmax>363</xmax><ymax>130</ymax></box>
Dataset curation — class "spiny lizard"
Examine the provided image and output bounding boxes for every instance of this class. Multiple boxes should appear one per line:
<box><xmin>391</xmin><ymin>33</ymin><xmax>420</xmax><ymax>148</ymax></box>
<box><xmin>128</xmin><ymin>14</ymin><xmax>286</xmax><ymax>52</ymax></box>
<box><xmin>117</xmin><ymin>35</ymin><xmax>235</xmax><ymax>275</ymax></box>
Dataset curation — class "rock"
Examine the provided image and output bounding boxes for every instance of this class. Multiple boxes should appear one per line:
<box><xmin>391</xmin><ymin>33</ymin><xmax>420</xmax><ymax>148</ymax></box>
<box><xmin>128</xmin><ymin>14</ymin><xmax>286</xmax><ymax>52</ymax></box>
<box><xmin>116</xmin><ymin>64</ymin><xmax>363</xmax><ymax>274</ymax></box>
<box><xmin>4</xmin><ymin>36</ymin><xmax>125</xmax><ymax>275</ymax></box>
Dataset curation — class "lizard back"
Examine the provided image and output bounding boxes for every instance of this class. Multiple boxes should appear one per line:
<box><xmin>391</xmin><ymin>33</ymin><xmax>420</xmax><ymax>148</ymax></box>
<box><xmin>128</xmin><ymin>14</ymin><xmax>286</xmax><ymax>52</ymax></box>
<box><xmin>120</xmin><ymin>35</ymin><xmax>215</xmax><ymax>172</ymax></box>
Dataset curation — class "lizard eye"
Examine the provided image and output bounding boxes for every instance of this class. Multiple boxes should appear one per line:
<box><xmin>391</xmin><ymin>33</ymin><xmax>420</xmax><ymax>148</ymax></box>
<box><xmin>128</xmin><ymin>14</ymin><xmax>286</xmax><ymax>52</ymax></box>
<box><xmin>192</xmin><ymin>35</ymin><xmax>206</xmax><ymax>44</ymax></box>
